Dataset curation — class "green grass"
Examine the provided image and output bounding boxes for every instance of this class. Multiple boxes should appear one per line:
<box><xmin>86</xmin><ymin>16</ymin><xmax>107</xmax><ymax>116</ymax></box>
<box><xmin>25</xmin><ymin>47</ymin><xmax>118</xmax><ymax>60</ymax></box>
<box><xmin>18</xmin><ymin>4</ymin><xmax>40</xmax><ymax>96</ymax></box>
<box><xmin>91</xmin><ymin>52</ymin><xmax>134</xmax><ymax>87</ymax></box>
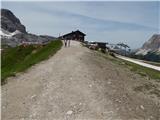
<box><xmin>1</xmin><ymin>40</ymin><xmax>62</xmax><ymax>85</ymax></box>
<box><xmin>96</xmin><ymin>51</ymin><xmax>160</xmax><ymax>81</ymax></box>
<box><xmin>122</xmin><ymin>60</ymin><xmax>160</xmax><ymax>80</ymax></box>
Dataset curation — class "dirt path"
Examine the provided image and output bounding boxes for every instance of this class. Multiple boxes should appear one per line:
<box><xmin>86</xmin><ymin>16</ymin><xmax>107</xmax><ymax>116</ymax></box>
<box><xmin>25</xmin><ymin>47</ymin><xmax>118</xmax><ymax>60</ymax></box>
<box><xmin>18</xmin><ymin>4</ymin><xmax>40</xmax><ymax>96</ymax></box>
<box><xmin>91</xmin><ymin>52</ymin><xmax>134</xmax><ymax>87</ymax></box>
<box><xmin>2</xmin><ymin>41</ymin><xmax>160</xmax><ymax>120</ymax></box>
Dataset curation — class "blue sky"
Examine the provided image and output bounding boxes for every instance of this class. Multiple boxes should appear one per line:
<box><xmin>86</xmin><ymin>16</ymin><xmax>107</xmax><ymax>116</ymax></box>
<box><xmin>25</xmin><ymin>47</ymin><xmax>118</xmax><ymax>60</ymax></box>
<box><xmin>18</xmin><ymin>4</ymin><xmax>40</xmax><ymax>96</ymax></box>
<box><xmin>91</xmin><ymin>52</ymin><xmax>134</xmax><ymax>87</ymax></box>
<box><xmin>1</xmin><ymin>1</ymin><xmax>160</xmax><ymax>48</ymax></box>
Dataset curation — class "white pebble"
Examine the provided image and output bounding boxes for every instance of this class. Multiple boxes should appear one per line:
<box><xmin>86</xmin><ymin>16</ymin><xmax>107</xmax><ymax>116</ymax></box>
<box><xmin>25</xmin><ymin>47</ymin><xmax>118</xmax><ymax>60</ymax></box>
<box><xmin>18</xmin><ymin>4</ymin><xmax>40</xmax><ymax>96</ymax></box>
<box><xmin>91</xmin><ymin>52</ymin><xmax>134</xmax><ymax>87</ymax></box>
<box><xmin>140</xmin><ymin>105</ymin><xmax>144</xmax><ymax>110</ymax></box>
<box><xmin>107</xmin><ymin>81</ymin><xmax>111</xmax><ymax>84</ymax></box>
<box><xmin>66</xmin><ymin>110</ymin><xmax>73</xmax><ymax>115</ymax></box>
<box><xmin>31</xmin><ymin>95</ymin><xmax>36</xmax><ymax>99</ymax></box>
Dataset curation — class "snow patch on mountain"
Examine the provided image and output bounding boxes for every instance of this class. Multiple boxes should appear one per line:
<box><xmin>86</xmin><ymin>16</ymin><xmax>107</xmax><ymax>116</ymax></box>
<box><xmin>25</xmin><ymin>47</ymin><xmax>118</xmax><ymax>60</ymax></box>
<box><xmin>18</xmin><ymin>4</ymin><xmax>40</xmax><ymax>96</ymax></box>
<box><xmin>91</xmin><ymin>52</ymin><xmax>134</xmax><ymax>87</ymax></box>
<box><xmin>0</xmin><ymin>29</ymin><xmax>21</xmax><ymax>38</ymax></box>
<box><xmin>135</xmin><ymin>49</ymin><xmax>151</xmax><ymax>55</ymax></box>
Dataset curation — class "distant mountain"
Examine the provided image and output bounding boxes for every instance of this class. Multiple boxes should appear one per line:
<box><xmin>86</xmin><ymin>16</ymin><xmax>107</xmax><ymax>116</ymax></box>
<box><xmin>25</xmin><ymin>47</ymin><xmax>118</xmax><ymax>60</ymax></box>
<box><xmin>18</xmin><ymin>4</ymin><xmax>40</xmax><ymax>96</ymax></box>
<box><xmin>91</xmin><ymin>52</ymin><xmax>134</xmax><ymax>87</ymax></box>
<box><xmin>1</xmin><ymin>9</ymin><xmax>56</xmax><ymax>48</ymax></box>
<box><xmin>1</xmin><ymin>9</ymin><xmax>26</xmax><ymax>33</ymax></box>
<box><xmin>136</xmin><ymin>34</ymin><xmax>160</xmax><ymax>55</ymax></box>
<box><xmin>106</xmin><ymin>44</ymin><xmax>130</xmax><ymax>56</ymax></box>
<box><xmin>134</xmin><ymin>34</ymin><xmax>160</xmax><ymax>62</ymax></box>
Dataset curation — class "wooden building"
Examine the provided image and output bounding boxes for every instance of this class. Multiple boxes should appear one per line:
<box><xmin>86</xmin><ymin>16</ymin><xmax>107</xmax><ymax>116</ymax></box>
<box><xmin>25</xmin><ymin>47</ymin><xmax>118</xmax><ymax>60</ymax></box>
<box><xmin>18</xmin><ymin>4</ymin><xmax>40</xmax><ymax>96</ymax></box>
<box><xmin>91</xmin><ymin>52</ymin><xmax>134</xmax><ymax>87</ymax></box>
<box><xmin>59</xmin><ymin>30</ymin><xmax>86</xmax><ymax>42</ymax></box>
<box><xmin>91</xmin><ymin>42</ymin><xmax>107</xmax><ymax>49</ymax></box>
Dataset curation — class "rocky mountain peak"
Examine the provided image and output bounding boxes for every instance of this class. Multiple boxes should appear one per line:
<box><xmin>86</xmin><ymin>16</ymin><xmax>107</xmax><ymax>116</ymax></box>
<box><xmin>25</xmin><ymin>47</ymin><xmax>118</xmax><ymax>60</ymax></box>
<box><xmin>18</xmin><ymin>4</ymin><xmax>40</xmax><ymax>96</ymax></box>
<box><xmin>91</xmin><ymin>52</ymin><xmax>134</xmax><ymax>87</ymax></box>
<box><xmin>1</xmin><ymin>8</ymin><xmax>26</xmax><ymax>33</ymax></box>
<box><xmin>1</xmin><ymin>9</ymin><xmax>56</xmax><ymax>48</ymax></box>
<box><xmin>142</xmin><ymin>34</ymin><xmax>160</xmax><ymax>51</ymax></box>
<box><xmin>136</xmin><ymin>34</ymin><xmax>160</xmax><ymax>55</ymax></box>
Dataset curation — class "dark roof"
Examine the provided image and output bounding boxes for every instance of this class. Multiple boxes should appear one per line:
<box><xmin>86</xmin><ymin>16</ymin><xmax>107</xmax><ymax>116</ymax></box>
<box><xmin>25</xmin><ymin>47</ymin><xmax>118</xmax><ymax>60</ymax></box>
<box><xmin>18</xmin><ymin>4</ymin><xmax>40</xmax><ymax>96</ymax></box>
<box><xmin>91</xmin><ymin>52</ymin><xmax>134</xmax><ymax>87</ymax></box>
<box><xmin>61</xmin><ymin>30</ymin><xmax>86</xmax><ymax>37</ymax></box>
<box><xmin>90</xmin><ymin>41</ymin><xmax>108</xmax><ymax>44</ymax></box>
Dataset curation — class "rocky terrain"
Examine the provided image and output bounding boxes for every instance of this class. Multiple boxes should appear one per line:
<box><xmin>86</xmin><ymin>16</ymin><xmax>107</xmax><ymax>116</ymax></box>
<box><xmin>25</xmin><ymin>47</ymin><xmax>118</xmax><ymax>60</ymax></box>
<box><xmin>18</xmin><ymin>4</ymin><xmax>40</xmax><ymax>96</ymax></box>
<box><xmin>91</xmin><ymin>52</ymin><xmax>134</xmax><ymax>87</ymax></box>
<box><xmin>1</xmin><ymin>9</ymin><xmax>56</xmax><ymax>48</ymax></box>
<box><xmin>133</xmin><ymin>34</ymin><xmax>160</xmax><ymax>62</ymax></box>
<box><xmin>136</xmin><ymin>34</ymin><xmax>160</xmax><ymax>55</ymax></box>
<box><xmin>1</xmin><ymin>9</ymin><xmax>26</xmax><ymax>33</ymax></box>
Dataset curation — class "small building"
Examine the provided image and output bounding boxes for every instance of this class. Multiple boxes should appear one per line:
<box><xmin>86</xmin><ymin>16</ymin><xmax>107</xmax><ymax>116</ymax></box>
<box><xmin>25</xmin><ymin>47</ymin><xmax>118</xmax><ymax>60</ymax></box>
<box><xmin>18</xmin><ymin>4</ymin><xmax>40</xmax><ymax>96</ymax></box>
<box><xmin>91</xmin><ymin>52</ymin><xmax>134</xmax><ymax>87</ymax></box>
<box><xmin>59</xmin><ymin>30</ymin><xmax>86</xmax><ymax>42</ymax></box>
<box><xmin>90</xmin><ymin>41</ymin><xmax>107</xmax><ymax>49</ymax></box>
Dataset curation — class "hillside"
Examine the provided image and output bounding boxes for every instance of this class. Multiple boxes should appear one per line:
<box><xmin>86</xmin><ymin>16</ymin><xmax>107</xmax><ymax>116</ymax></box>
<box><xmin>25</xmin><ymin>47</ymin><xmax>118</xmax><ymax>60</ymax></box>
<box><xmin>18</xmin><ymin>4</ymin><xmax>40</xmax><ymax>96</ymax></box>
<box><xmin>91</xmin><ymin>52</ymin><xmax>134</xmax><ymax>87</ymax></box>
<box><xmin>134</xmin><ymin>34</ymin><xmax>160</xmax><ymax>62</ymax></box>
<box><xmin>1</xmin><ymin>40</ymin><xmax>62</xmax><ymax>84</ymax></box>
<box><xmin>1</xmin><ymin>9</ymin><xmax>56</xmax><ymax>48</ymax></box>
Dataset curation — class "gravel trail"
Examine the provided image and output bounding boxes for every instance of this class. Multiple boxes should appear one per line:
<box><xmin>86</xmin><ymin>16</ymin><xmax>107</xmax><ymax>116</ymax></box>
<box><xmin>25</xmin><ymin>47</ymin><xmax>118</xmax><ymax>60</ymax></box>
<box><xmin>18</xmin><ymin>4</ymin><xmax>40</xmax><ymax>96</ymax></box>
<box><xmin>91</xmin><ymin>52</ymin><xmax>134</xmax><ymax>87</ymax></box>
<box><xmin>2</xmin><ymin>41</ymin><xmax>160</xmax><ymax>120</ymax></box>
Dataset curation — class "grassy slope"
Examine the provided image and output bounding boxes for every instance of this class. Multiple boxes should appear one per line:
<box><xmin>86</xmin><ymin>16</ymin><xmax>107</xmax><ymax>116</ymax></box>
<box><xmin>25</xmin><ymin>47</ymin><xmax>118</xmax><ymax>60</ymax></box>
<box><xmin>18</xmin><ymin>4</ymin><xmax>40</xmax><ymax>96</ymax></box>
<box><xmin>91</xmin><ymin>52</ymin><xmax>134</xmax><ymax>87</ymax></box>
<box><xmin>122</xmin><ymin>60</ymin><xmax>160</xmax><ymax>80</ymax></box>
<box><xmin>96</xmin><ymin>51</ymin><xmax>160</xmax><ymax>81</ymax></box>
<box><xmin>1</xmin><ymin>40</ymin><xmax>62</xmax><ymax>84</ymax></box>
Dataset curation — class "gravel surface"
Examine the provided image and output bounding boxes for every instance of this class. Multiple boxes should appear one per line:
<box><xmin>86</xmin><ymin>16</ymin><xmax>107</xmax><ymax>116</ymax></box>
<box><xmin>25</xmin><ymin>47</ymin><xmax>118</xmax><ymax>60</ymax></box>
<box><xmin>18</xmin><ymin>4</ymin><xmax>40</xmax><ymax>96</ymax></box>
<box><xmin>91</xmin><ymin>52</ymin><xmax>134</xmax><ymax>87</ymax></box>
<box><xmin>2</xmin><ymin>41</ymin><xmax>160</xmax><ymax>120</ymax></box>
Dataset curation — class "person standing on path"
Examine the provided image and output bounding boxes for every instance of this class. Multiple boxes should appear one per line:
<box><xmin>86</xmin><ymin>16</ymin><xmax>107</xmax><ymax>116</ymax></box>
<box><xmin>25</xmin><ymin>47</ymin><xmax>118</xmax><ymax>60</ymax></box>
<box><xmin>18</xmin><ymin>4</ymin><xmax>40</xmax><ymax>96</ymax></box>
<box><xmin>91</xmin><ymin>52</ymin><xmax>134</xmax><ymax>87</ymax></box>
<box><xmin>68</xmin><ymin>39</ymin><xmax>71</xmax><ymax>47</ymax></box>
<box><xmin>64</xmin><ymin>39</ymin><xmax>67</xmax><ymax>47</ymax></box>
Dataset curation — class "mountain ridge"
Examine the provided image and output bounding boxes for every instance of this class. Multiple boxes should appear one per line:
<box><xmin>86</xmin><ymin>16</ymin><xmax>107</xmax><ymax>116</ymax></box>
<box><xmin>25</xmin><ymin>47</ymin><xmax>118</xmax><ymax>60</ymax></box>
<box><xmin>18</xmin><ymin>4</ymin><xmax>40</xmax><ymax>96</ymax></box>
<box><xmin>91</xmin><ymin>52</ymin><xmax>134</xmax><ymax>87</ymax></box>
<box><xmin>1</xmin><ymin>8</ymin><xmax>26</xmax><ymax>33</ymax></box>
<box><xmin>1</xmin><ymin>9</ymin><xmax>56</xmax><ymax>48</ymax></box>
<box><xmin>133</xmin><ymin>34</ymin><xmax>160</xmax><ymax>62</ymax></box>
<box><xmin>136</xmin><ymin>34</ymin><xmax>160</xmax><ymax>55</ymax></box>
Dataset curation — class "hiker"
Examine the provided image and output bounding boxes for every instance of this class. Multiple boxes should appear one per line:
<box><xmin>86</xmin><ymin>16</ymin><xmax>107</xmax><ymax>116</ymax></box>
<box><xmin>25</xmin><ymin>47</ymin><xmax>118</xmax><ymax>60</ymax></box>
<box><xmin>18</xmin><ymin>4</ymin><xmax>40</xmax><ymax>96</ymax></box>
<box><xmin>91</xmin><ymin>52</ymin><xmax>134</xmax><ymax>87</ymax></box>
<box><xmin>64</xmin><ymin>39</ymin><xmax>67</xmax><ymax>47</ymax></box>
<box><xmin>68</xmin><ymin>39</ymin><xmax>71</xmax><ymax>47</ymax></box>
